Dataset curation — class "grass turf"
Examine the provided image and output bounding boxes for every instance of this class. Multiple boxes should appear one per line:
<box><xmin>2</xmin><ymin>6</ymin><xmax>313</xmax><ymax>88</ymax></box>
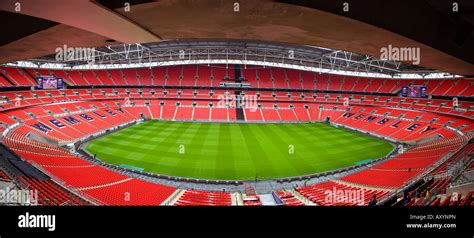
<box><xmin>85</xmin><ymin>121</ymin><xmax>393</xmax><ymax>180</ymax></box>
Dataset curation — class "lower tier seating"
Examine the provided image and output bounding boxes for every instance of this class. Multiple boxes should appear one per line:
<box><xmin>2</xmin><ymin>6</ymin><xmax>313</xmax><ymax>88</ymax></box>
<box><xmin>0</xmin><ymin>92</ymin><xmax>471</xmax><ymax>206</ymax></box>
<box><xmin>19</xmin><ymin>177</ymin><xmax>84</xmax><ymax>205</ymax></box>
<box><xmin>42</xmin><ymin>166</ymin><xmax>129</xmax><ymax>188</ymax></box>
<box><xmin>274</xmin><ymin>191</ymin><xmax>305</xmax><ymax>206</ymax></box>
<box><xmin>296</xmin><ymin>180</ymin><xmax>389</xmax><ymax>206</ymax></box>
<box><xmin>79</xmin><ymin>179</ymin><xmax>176</xmax><ymax>206</ymax></box>
<box><xmin>174</xmin><ymin>190</ymin><xmax>232</xmax><ymax>206</ymax></box>
<box><xmin>340</xmin><ymin>169</ymin><xmax>422</xmax><ymax>188</ymax></box>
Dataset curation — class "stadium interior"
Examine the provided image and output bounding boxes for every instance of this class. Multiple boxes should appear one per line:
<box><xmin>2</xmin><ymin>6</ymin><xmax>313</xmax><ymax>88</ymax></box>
<box><xmin>0</xmin><ymin>0</ymin><xmax>472</xmax><ymax>207</ymax></box>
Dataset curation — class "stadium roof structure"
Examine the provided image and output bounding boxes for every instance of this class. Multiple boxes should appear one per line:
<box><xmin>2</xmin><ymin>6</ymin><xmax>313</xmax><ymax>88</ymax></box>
<box><xmin>0</xmin><ymin>0</ymin><xmax>473</xmax><ymax>76</ymax></box>
<box><xmin>7</xmin><ymin>40</ymin><xmax>460</xmax><ymax>79</ymax></box>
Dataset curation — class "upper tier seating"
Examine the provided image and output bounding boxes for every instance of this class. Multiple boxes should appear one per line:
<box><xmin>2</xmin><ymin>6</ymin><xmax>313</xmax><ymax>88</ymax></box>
<box><xmin>2</xmin><ymin>65</ymin><xmax>471</xmax><ymax>98</ymax></box>
<box><xmin>0</xmin><ymin>66</ymin><xmax>36</xmax><ymax>86</ymax></box>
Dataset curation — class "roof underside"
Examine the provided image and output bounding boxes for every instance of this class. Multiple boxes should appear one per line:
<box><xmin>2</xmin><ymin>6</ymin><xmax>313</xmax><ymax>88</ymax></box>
<box><xmin>0</xmin><ymin>0</ymin><xmax>472</xmax><ymax>76</ymax></box>
<box><xmin>22</xmin><ymin>39</ymin><xmax>444</xmax><ymax>77</ymax></box>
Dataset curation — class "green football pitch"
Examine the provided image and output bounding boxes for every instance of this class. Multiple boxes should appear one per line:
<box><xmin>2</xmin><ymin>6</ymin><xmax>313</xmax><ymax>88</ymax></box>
<box><xmin>85</xmin><ymin>120</ymin><xmax>393</xmax><ymax>180</ymax></box>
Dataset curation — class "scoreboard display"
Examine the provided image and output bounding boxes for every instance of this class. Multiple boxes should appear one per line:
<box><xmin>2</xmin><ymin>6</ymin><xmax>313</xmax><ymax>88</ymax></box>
<box><xmin>401</xmin><ymin>86</ymin><xmax>427</xmax><ymax>98</ymax></box>
<box><xmin>37</xmin><ymin>77</ymin><xmax>64</xmax><ymax>89</ymax></box>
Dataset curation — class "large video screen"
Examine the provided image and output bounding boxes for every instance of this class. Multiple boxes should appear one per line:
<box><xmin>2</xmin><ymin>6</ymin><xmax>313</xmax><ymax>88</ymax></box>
<box><xmin>401</xmin><ymin>86</ymin><xmax>427</xmax><ymax>98</ymax></box>
<box><xmin>37</xmin><ymin>77</ymin><xmax>64</xmax><ymax>89</ymax></box>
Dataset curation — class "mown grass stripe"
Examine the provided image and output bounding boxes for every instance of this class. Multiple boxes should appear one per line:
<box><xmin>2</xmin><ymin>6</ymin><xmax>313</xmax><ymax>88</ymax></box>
<box><xmin>85</xmin><ymin>120</ymin><xmax>393</xmax><ymax>180</ymax></box>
